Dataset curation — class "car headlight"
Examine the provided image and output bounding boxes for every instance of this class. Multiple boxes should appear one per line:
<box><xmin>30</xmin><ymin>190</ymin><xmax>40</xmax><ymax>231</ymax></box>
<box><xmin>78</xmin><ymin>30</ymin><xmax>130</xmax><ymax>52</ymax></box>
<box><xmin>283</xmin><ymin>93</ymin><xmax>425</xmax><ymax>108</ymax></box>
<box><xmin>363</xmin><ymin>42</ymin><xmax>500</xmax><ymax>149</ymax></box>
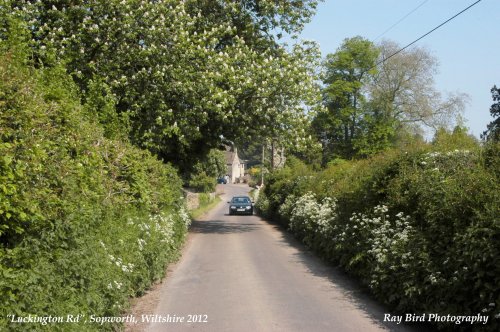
<box><xmin>230</xmin><ymin>206</ymin><xmax>236</xmax><ymax>209</ymax></box>
<box><xmin>246</xmin><ymin>206</ymin><xmax>251</xmax><ymax>210</ymax></box>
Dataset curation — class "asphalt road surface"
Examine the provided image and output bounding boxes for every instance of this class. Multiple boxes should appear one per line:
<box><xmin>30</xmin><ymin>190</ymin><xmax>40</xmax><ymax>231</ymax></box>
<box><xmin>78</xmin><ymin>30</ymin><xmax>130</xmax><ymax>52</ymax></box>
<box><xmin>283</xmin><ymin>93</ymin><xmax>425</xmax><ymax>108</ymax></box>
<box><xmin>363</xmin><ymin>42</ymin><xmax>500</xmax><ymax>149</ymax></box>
<box><xmin>145</xmin><ymin>184</ymin><xmax>422</xmax><ymax>332</ymax></box>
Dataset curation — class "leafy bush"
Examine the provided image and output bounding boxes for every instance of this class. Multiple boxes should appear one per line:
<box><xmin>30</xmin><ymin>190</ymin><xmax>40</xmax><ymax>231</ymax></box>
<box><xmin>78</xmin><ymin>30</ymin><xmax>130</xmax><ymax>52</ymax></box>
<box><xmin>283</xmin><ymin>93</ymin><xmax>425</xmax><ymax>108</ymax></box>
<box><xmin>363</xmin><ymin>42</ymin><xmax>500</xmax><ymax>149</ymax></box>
<box><xmin>258</xmin><ymin>146</ymin><xmax>500</xmax><ymax>331</ymax></box>
<box><xmin>0</xmin><ymin>44</ymin><xmax>189</xmax><ymax>331</ymax></box>
<box><xmin>187</xmin><ymin>148</ymin><xmax>225</xmax><ymax>193</ymax></box>
<box><xmin>188</xmin><ymin>171</ymin><xmax>216</xmax><ymax>193</ymax></box>
<box><xmin>198</xmin><ymin>193</ymin><xmax>210</xmax><ymax>206</ymax></box>
<box><xmin>258</xmin><ymin>156</ymin><xmax>315</xmax><ymax>223</ymax></box>
<box><xmin>247</xmin><ymin>166</ymin><xmax>263</xmax><ymax>187</ymax></box>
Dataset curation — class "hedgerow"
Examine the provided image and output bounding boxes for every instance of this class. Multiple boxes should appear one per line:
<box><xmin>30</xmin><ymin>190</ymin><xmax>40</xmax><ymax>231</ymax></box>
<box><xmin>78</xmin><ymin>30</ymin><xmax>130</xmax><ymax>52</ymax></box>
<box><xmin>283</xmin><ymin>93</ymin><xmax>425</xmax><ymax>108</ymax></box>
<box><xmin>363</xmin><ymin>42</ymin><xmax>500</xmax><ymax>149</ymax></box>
<box><xmin>257</xmin><ymin>148</ymin><xmax>500</xmax><ymax>331</ymax></box>
<box><xmin>0</xmin><ymin>40</ymin><xmax>189</xmax><ymax>330</ymax></box>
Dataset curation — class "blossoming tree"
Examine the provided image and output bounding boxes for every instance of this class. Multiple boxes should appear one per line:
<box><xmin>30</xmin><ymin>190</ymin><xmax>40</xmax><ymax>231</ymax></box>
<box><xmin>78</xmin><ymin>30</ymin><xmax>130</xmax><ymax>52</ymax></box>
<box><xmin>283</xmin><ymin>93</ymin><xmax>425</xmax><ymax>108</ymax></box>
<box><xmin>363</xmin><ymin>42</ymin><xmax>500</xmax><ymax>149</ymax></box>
<box><xmin>8</xmin><ymin>0</ymin><xmax>322</xmax><ymax>168</ymax></box>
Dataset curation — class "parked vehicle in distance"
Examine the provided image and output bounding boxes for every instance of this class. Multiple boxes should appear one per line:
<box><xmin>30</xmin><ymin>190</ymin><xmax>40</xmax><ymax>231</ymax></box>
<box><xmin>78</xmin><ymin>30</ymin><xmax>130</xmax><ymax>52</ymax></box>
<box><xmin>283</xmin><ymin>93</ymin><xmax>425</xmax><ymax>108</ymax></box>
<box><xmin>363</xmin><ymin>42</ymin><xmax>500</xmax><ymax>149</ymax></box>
<box><xmin>228</xmin><ymin>196</ymin><xmax>253</xmax><ymax>215</ymax></box>
<box><xmin>217</xmin><ymin>177</ymin><xmax>227</xmax><ymax>184</ymax></box>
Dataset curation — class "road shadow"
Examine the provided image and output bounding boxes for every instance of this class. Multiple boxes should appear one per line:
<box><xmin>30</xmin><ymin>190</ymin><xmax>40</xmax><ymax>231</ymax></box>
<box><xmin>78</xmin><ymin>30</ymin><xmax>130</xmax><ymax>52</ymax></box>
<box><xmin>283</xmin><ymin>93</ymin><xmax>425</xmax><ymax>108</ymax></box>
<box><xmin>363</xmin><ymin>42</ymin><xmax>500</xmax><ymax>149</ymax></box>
<box><xmin>261</xmin><ymin>218</ymin><xmax>435</xmax><ymax>332</ymax></box>
<box><xmin>190</xmin><ymin>219</ymin><xmax>258</xmax><ymax>234</ymax></box>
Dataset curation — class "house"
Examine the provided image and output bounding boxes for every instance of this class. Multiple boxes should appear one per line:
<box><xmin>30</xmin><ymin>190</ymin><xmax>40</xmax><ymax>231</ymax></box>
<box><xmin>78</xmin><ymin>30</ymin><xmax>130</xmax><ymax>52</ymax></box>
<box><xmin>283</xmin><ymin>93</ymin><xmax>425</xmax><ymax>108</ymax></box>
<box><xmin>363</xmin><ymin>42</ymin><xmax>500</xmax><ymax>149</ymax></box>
<box><xmin>224</xmin><ymin>145</ymin><xmax>245</xmax><ymax>184</ymax></box>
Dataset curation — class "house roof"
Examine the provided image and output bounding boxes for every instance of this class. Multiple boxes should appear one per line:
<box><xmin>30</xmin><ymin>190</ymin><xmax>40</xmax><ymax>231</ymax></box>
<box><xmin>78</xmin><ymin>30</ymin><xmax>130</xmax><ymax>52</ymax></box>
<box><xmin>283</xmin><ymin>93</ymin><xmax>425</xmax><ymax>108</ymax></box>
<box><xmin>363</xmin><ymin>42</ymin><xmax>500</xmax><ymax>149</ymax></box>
<box><xmin>224</xmin><ymin>145</ymin><xmax>240</xmax><ymax>165</ymax></box>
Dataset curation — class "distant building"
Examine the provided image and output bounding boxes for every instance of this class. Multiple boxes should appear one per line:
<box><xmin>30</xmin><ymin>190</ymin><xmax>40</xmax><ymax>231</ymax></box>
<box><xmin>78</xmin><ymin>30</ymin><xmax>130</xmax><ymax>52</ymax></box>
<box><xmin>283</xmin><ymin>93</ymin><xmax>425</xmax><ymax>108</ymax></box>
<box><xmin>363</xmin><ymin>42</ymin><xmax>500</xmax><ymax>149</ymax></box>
<box><xmin>225</xmin><ymin>145</ymin><xmax>245</xmax><ymax>184</ymax></box>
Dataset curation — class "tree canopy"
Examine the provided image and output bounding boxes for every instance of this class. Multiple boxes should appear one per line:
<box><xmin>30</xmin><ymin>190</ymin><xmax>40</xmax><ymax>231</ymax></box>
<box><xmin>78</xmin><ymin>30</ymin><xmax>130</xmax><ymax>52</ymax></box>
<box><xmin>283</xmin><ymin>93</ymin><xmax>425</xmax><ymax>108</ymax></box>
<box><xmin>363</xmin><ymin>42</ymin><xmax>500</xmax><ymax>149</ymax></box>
<box><xmin>312</xmin><ymin>36</ymin><xmax>379</xmax><ymax>161</ymax></box>
<box><xmin>313</xmin><ymin>37</ymin><xmax>468</xmax><ymax>162</ymax></box>
<box><xmin>6</xmin><ymin>0</ymin><xmax>322</xmax><ymax>169</ymax></box>
<box><xmin>367</xmin><ymin>40</ymin><xmax>468</xmax><ymax>133</ymax></box>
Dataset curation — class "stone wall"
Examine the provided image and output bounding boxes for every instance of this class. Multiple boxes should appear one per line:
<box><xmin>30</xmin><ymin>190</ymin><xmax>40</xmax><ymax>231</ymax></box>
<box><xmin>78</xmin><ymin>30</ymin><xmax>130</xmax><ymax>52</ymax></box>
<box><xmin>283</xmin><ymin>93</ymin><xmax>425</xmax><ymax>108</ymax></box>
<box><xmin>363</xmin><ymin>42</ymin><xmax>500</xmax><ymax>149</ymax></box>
<box><xmin>184</xmin><ymin>190</ymin><xmax>200</xmax><ymax>210</ymax></box>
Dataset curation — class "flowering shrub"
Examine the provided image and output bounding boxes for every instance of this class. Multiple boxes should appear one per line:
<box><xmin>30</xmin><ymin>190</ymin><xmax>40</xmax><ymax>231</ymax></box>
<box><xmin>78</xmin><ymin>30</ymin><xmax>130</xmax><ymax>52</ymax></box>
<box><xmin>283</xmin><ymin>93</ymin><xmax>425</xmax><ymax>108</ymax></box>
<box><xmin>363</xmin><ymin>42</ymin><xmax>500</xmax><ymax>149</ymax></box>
<box><xmin>258</xmin><ymin>146</ymin><xmax>500</xmax><ymax>331</ymax></box>
<box><xmin>349</xmin><ymin>206</ymin><xmax>426</xmax><ymax>309</ymax></box>
<box><xmin>6</xmin><ymin>0</ymin><xmax>322</xmax><ymax>165</ymax></box>
<box><xmin>283</xmin><ymin>193</ymin><xmax>337</xmax><ymax>249</ymax></box>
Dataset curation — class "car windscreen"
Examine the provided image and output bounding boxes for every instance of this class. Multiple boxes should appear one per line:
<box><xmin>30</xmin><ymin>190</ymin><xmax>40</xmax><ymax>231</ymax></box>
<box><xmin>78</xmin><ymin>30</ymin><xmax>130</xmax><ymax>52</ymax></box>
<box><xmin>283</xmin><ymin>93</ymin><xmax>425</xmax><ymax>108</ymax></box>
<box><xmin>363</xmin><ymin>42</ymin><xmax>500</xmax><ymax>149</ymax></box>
<box><xmin>232</xmin><ymin>197</ymin><xmax>250</xmax><ymax>203</ymax></box>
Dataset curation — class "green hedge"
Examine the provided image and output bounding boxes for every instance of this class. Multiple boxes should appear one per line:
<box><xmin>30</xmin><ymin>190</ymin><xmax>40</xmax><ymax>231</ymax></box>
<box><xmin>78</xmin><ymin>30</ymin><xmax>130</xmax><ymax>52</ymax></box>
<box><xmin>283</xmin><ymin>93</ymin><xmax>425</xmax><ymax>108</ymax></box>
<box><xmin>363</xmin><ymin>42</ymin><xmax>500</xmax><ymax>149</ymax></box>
<box><xmin>257</xmin><ymin>148</ymin><xmax>500</xmax><ymax>331</ymax></box>
<box><xmin>0</xmin><ymin>48</ymin><xmax>189</xmax><ymax>331</ymax></box>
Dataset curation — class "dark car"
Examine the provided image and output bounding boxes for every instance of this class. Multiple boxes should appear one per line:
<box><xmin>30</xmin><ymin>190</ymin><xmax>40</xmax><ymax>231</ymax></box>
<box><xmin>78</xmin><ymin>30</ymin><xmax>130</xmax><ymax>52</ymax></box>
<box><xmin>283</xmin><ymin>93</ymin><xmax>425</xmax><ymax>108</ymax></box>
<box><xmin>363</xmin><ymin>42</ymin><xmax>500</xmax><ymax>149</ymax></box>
<box><xmin>228</xmin><ymin>196</ymin><xmax>253</xmax><ymax>215</ymax></box>
<box><xmin>217</xmin><ymin>177</ymin><xmax>227</xmax><ymax>184</ymax></box>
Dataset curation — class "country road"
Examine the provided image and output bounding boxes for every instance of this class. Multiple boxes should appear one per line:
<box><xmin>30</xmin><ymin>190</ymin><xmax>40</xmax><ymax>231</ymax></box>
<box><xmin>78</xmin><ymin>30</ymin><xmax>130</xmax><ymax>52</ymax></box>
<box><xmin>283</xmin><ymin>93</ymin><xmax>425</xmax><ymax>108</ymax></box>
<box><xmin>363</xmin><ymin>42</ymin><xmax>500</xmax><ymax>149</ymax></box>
<box><xmin>128</xmin><ymin>184</ymin><xmax>426</xmax><ymax>332</ymax></box>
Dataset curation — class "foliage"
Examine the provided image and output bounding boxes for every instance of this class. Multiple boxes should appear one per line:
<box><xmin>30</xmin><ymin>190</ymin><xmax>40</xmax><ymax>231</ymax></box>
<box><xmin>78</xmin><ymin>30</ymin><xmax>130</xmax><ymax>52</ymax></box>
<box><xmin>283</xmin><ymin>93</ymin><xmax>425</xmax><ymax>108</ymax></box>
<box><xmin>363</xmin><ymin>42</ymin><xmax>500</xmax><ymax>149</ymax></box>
<box><xmin>483</xmin><ymin>141</ymin><xmax>500</xmax><ymax>178</ymax></box>
<box><xmin>313</xmin><ymin>36</ymin><xmax>379</xmax><ymax>161</ymax></box>
<box><xmin>189</xmin><ymin>194</ymin><xmax>220</xmax><ymax>220</ymax></box>
<box><xmin>188</xmin><ymin>171</ymin><xmax>216</xmax><ymax>193</ymax></box>
<box><xmin>314</xmin><ymin>38</ymin><xmax>469</xmax><ymax>162</ymax></box>
<box><xmin>255</xmin><ymin>156</ymin><xmax>314</xmax><ymax>223</ymax></box>
<box><xmin>83</xmin><ymin>77</ymin><xmax>129</xmax><ymax>140</ymax></box>
<box><xmin>482</xmin><ymin>85</ymin><xmax>500</xmax><ymax>142</ymax></box>
<box><xmin>258</xmin><ymin>145</ymin><xmax>500</xmax><ymax>331</ymax></box>
<box><xmin>7</xmin><ymin>0</ymin><xmax>322</xmax><ymax>169</ymax></box>
<box><xmin>247</xmin><ymin>166</ymin><xmax>263</xmax><ymax>187</ymax></box>
<box><xmin>188</xmin><ymin>0</ymin><xmax>321</xmax><ymax>37</ymax></box>
<box><xmin>187</xmin><ymin>148</ymin><xmax>226</xmax><ymax>192</ymax></box>
<box><xmin>432</xmin><ymin>126</ymin><xmax>479</xmax><ymax>151</ymax></box>
<box><xmin>368</xmin><ymin>40</ymin><xmax>468</xmax><ymax>134</ymax></box>
<box><xmin>0</xmin><ymin>40</ymin><xmax>189</xmax><ymax>331</ymax></box>
<box><xmin>191</xmin><ymin>149</ymin><xmax>226</xmax><ymax>179</ymax></box>
<box><xmin>248</xmin><ymin>166</ymin><xmax>262</xmax><ymax>178</ymax></box>
<box><xmin>351</xmin><ymin>108</ymin><xmax>396</xmax><ymax>158</ymax></box>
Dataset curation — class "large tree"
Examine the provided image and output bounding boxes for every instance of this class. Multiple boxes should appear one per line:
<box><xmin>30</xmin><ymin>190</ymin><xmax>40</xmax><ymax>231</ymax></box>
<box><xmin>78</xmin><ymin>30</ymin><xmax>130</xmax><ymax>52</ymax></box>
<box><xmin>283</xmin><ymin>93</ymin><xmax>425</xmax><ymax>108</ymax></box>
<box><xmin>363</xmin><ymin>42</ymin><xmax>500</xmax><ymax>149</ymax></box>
<box><xmin>312</xmin><ymin>36</ymin><xmax>379</xmax><ymax>161</ymax></box>
<box><xmin>367</xmin><ymin>40</ymin><xmax>468</xmax><ymax>135</ymax></box>
<box><xmin>482</xmin><ymin>85</ymin><xmax>500</xmax><ymax>142</ymax></box>
<box><xmin>7</xmin><ymin>0</ymin><xmax>321</xmax><ymax>169</ymax></box>
<box><xmin>314</xmin><ymin>38</ymin><xmax>469</xmax><ymax>161</ymax></box>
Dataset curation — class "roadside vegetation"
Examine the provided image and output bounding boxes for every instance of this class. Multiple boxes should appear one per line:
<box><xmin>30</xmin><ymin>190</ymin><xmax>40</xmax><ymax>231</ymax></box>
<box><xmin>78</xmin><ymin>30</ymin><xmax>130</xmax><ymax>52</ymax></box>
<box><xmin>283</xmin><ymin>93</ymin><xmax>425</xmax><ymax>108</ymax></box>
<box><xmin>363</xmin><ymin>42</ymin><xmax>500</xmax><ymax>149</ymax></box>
<box><xmin>257</xmin><ymin>133</ymin><xmax>500</xmax><ymax>331</ymax></box>
<box><xmin>255</xmin><ymin>26</ymin><xmax>500</xmax><ymax>332</ymax></box>
<box><xmin>0</xmin><ymin>39</ymin><xmax>190</xmax><ymax>331</ymax></box>
<box><xmin>189</xmin><ymin>194</ymin><xmax>222</xmax><ymax>220</ymax></box>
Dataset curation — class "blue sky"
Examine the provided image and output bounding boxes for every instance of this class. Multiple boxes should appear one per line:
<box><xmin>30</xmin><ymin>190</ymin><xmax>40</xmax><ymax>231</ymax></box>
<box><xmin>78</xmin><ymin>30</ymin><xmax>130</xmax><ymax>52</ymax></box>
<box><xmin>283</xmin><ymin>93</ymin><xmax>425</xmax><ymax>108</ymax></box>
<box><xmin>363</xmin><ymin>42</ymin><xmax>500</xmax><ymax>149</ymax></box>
<box><xmin>298</xmin><ymin>0</ymin><xmax>499</xmax><ymax>138</ymax></box>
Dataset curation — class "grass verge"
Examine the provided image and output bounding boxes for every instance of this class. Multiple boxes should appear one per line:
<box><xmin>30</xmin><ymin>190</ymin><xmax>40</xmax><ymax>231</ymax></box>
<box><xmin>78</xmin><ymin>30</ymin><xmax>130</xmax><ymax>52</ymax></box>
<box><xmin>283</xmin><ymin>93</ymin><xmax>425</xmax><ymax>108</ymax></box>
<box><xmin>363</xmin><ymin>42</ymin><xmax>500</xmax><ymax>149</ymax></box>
<box><xmin>189</xmin><ymin>196</ymin><xmax>222</xmax><ymax>220</ymax></box>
